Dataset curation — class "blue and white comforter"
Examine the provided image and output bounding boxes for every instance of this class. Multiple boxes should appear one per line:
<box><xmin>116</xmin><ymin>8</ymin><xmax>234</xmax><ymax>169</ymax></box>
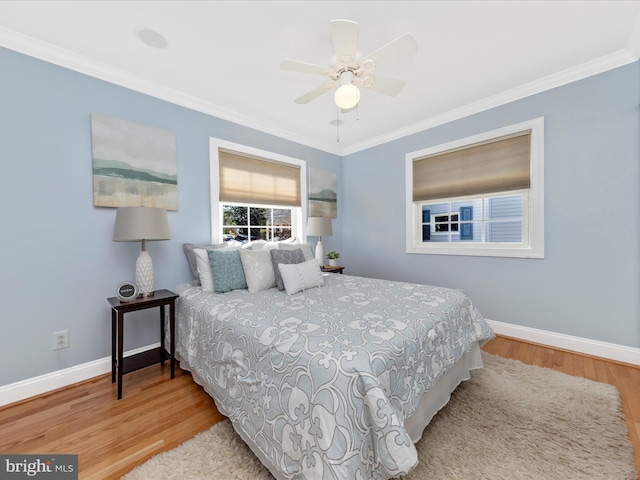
<box><xmin>175</xmin><ymin>274</ymin><xmax>493</xmax><ymax>480</ymax></box>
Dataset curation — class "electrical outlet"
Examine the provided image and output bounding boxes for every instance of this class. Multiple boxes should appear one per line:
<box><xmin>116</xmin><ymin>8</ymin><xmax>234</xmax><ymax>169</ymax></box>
<box><xmin>52</xmin><ymin>330</ymin><xmax>69</xmax><ymax>350</ymax></box>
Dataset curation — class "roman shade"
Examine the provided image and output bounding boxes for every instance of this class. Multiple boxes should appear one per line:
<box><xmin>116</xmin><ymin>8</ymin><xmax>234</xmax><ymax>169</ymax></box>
<box><xmin>219</xmin><ymin>149</ymin><xmax>301</xmax><ymax>207</ymax></box>
<box><xmin>413</xmin><ymin>132</ymin><xmax>531</xmax><ymax>202</ymax></box>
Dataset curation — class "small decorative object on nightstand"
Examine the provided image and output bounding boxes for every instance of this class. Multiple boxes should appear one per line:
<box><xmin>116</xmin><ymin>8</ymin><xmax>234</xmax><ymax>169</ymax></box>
<box><xmin>321</xmin><ymin>265</ymin><xmax>345</xmax><ymax>274</ymax></box>
<box><xmin>326</xmin><ymin>251</ymin><xmax>340</xmax><ymax>266</ymax></box>
<box><xmin>107</xmin><ymin>288</ymin><xmax>178</xmax><ymax>400</ymax></box>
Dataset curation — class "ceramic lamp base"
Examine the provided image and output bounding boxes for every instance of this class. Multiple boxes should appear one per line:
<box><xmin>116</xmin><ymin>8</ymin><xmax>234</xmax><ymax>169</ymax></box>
<box><xmin>315</xmin><ymin>240</ymin><xmax>324</xmax><ymax>266</ymax></box>
<box><xmin>136</xmin><ymin>250</ymin><xmax>154</xmax><ymax>296</ymax></box>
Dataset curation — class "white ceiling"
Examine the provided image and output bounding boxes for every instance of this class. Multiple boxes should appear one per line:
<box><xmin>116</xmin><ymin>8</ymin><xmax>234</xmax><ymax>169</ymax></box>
<box><xmin>1</xmin><ymin>1</ymin><xmax>639</xmax><ymax>155</ymax></box>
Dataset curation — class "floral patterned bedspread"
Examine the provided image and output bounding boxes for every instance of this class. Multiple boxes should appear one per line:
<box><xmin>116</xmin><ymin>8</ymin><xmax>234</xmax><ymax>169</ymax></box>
<box><xmin>175</xmin><ymin>274</ymin><xmax>493</xmax><ymax>480</ymax></box>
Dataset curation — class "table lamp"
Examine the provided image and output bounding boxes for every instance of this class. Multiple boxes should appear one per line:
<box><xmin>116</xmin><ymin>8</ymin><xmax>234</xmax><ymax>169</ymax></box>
<box><xmin>113</xmin><ymin>206</ymin><xmax>170</xmax><ymax>297</ymax></box>
<box><xmin>306</xmin><ymin>217</ymin><xmax>332</xmax><ymax>265</ymax></box>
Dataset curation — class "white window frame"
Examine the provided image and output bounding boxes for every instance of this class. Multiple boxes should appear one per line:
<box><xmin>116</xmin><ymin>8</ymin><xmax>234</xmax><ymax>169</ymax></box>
<box><xmin>209</xmin><ymin>138</ymin><xmax>307</xmax><ymax>243</ymax></box>
<box><xmin>405</xmin><ymin>117</ymin><xmax>544</xmax><ymax>258</ymax></box>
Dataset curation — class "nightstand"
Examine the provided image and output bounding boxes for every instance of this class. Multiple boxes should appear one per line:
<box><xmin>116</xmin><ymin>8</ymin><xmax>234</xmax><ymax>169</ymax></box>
<box><xmin>321</xmin><ymin>265</ymin><xmax>345</xmax><ymax>274</ymax></box>
<box><xmin>107</xmin><ymin>289</ymin><xmax>179</xmax><ymax>399</ymax></box>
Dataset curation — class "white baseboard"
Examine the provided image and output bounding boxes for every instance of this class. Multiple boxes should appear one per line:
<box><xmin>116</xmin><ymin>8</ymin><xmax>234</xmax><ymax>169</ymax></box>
<box><xmin>2</xmin><ymin>324</ymin><xmax>639</xmax><ymax>408</ymax></box>
<box><xmin>0</xmin><ymin>343</ymin><xmax>160</xmax><ymax>408</ymax></box>
<box><xmin>486</xmin><ymin>319</ymin><xmax>640</xmax><ymax>367</ymax></box>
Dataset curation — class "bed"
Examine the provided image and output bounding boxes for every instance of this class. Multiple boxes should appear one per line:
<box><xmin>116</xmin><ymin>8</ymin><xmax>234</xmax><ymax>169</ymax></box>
<box><xmin>174</xmin><ymin>248</ymin><xmax>493</xmax><ymax>480</ymax></box>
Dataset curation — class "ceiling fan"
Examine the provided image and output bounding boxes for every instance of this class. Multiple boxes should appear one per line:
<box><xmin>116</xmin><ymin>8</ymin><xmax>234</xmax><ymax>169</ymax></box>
<box><xmin>280</xmin><ymin>19</ymin><xmax>418</xmax><ymax>110</ymax></box>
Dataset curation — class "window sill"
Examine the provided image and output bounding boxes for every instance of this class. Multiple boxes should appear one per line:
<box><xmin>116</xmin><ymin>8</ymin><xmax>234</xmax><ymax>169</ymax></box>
<box><xmin>406</xmin><ymin>243</ymin><xmax>544</xmax><ymax>259</ymax></box>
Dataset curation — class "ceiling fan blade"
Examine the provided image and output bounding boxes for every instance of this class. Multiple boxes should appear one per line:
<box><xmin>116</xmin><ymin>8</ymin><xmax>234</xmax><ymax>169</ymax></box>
<box><xmin>280</xmin><ymin>59</ymin><xmax>331</xmax><ymax>76</ymax></box>
<box><xmin>330</xmin><ymin>19</ymin><xmax>359</xmax><ymax>66</ymax></box>
<box><xmin>366</xmin><ymin>75</ymin><xmax>407</xmax><ymax>97</ymax></box>
<box><xmin>294</xmin><ymin>82</ymin><xmax>336</xmax><ymax>104</ymax></box>
<box><xmin>364</xmin><ymin>33</ymin><xmax>418</xmax><ymax>71</ymax></box>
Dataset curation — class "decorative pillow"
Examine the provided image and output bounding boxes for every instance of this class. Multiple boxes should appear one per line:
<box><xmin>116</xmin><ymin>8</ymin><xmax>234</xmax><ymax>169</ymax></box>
<box><xmin>239</xmin><ymin>249</ymin><xmax>276</xmax><ymax>293</ymax></box>
<box><xmin>183</xmin><ymin>242</ymin><xmax>235</xmax><ymax>285</ymax></box>
<box><xmin>278</xmin><ymin>260</ymin><xmax>324</xmax><ymax>295</ymax></box>
<box><xmin>270</xmin><ymin>248</ymin><xmax>306</xmax><ymax>291</ymax></box>
<box><xmin>208</xmin><ymin>249</ymin><xmax>248</xmax><ymax>293</ymax></box>
<box><xmin>193</xmin><ymin>248</ymin><xmax>215</xmax><ymax>292</ymax></box>
<box><xmin>278</xmin><ymin>242</ymin><xmax>314</xmax><ymax>262</ymax></box>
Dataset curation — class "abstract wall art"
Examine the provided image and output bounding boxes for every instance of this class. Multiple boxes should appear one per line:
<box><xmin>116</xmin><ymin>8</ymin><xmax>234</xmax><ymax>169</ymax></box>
<box><xmin>308</xmin><ymin>166</ymin><xmax>337</xmax><ymax>218</ymax></box>
<box><xmin>91</xmin><ymin>113</ymin><xmax>177</xmax><ymax>210</ymax></box>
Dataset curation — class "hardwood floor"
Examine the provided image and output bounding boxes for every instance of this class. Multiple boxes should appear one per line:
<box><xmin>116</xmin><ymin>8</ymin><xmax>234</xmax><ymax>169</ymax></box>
<box><xmin>1</xmin><ymin>335</ymin><xmax>638</xmax><ymax>479</ymax></box>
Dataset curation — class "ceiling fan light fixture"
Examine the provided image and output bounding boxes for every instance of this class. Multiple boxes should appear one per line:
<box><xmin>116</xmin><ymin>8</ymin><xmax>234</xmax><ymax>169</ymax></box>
<box><xmin>334</xmin><ymin>84</ymin><xmax>360</xmax><ymax>110</ymax></box>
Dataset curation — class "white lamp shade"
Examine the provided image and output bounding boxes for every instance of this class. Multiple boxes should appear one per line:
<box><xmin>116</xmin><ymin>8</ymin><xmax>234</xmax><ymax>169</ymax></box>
<box><xmin>113</xmin><ymin>207</ymin><xmax>171</xmax><ymax>242</ymax></box>
<box><xmin>306</xmin><ymin>217</ymin><xmax>333</xmax><ymax>237</ymax></box>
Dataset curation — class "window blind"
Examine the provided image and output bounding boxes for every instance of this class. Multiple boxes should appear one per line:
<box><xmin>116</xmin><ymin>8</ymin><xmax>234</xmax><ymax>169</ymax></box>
<box><xmin>219</xmin><ymin>149</ymin><xmax>301</xmax><ymax>207</ymax></box>
<box><xmin>413</xmin><ymin>132</ymin><xmax>531</xmax><ymax>202</ymax></box>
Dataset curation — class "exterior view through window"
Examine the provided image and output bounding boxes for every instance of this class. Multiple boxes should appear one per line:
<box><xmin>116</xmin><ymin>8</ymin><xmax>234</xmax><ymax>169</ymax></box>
<box><xmin>222</xmin><ymin>204</ymin><xmax>293</xmax><ymax>243</ymax></box>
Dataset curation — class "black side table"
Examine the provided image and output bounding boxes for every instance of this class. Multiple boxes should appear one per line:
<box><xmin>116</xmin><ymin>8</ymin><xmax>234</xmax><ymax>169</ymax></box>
<box><xmin>107</xmin><ymin>289</ymin><xmax>179</xmax><ymax>399</ymax></box>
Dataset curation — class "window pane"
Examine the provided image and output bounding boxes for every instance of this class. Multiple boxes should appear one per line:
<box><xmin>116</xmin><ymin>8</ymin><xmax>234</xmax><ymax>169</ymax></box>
<box><xmin>223</xmin><ymin>228</ymin><xmax>238</xmax><ymax>242</ymax></box>
<box><xmin>234</xmin><ymin>227</ymin><xmax>249</xmax><ymax>243</ymax></box>
<box><xmin>249</xmin><ymin>207</ymin><xmax>269</xmax><ymax>226</ymax></box>
<box><xmin>451</xmin><ymin>223</ymin><xmax>482</xmax><ymax>242</ymax></box>
<box><xmin>485</xmin><ymin>221</ymin><xmax>522</xmax><ymax>242</ymax></box>
<box><xmin>274</xmin><ymin>227</ymin><xmax>292</xmax><ymax>241</ymax></box>
<box><xmin>485</xmin><ymin>194</ymin><xmax>522</xmax><ymax>219</ymax></box>
<box><xmin>223</xmin><ymin>205</ymin><xmax>247</xmax><ymax>225</ymax></box>
<box><xmin>250</xmin><ymin>228</ymin><xmax>266</xmax><ymax>241</ymax></box>
<box><xmin>273</xmin><ymin>208</ymin><xmax>291</xmax><ymax>225</ymax></box>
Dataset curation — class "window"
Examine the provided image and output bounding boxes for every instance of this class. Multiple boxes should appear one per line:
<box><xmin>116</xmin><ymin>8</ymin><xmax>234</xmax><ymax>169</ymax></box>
<box><xmin>406</xmin><ymin>118</ymin><xmax>544</xmax><ymax>258</ymax></box>
<box><xmin>210</xmin><ymin>139</ymin><xmax>307</xmax><ymax>244</ymax></box>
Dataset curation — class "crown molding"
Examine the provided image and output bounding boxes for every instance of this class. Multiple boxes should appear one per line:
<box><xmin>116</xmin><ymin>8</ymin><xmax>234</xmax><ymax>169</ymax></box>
<box><xmin>0</xmin><ymin>26</ymin><xmax>636</xmax><ymax>158</ymax></box>
<box><xmin>0</xmin><ymin>27</ymin><xmax>343</xmax><ymax>156</ymax></box>
<box><xmin>342</xmin><ymin>48</ymin><xmax>640</xmax><ymax>156</ymax></box>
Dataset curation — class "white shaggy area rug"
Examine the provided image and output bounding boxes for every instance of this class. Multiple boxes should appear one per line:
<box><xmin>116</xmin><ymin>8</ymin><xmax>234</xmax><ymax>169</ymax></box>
<box><xmin>123</xmin><ymin>353</ymin><xmax>637</xmax><ymax>480</ymax></box>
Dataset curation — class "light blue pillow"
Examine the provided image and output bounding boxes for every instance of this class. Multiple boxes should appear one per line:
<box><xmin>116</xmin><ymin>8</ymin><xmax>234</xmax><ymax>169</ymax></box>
<box><xmin>208</xmin><ymin>249</ymin><xmax>247</xmax><ymax>293</ymax></box>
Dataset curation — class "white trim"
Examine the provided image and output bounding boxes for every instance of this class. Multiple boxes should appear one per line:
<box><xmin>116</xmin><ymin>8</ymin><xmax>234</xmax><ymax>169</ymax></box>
<box><xmin>0</xmin><ymin>27</ymin><xmax>636</xmax><ymax>157</ymax></box>
<box><xmin>342</xmin><ymin>49</ymin><xmax>638</xmax><ymax>155</ymax></box>
<box><xmin>405</xmin><ymin>117</ymin><xmax>544</xmax><ymax>259</ymax></box>
<box><xmin>0</xmin><ymin>343</ymin><xmax>160</xmax><ymax>408</ymax></box>
<box><xmin>486</xmin><ymin>319</ymin><xmax>640</xmax><ymax>367</ymax></box>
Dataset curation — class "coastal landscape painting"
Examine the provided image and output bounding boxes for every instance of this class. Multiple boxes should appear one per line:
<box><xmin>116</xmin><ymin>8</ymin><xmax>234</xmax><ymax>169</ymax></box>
<box><xmin>91</xmin><ymin>113</ymin><xmax>177</xmax><ymax>210</ymax></box>
<box><xmin>308</xmin><ymin>166</ymin><xmax>337</xmax><ymax>218</ymax></box>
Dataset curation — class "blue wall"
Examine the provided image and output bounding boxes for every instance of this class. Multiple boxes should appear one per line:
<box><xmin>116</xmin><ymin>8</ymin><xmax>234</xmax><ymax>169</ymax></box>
<box><xmin>343</xmin><ymin>62</ymin><xmax>640</xmax><ymax>349</ymax></box>
<box><xmin>0</xmin><ymin>47</ymin><xmax>341</xmax><ymax>386</ymax></box>
<box><xmin>1</xmin><ymin>45</ymin><xmax>638</xmax><ymax>388</ymax></box>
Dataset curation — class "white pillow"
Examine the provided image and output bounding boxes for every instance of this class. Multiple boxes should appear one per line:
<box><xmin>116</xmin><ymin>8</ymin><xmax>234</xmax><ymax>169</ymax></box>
<box><xmin>278</xmin><ymin>260</ymin><xmax>324</xmax><ymax>295</ymax></box>
<box><xmin>248</xmin><ymin>240</ymin><xmax>279</xmax><ymax>251</ymax></box>
<box><xmin>193</xmin><ymin>248</ymin><xmax>214</xmax><ymax>292</ymax></box>
<box><xmin>239</xmin><ymin>249</ymin><xmax>276</xmax><ymax>293</ymax></box>
<box><xmin>278</xmin><ymin>242</ymin><xmax>314</xmax><ymax>262</ymax></box>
